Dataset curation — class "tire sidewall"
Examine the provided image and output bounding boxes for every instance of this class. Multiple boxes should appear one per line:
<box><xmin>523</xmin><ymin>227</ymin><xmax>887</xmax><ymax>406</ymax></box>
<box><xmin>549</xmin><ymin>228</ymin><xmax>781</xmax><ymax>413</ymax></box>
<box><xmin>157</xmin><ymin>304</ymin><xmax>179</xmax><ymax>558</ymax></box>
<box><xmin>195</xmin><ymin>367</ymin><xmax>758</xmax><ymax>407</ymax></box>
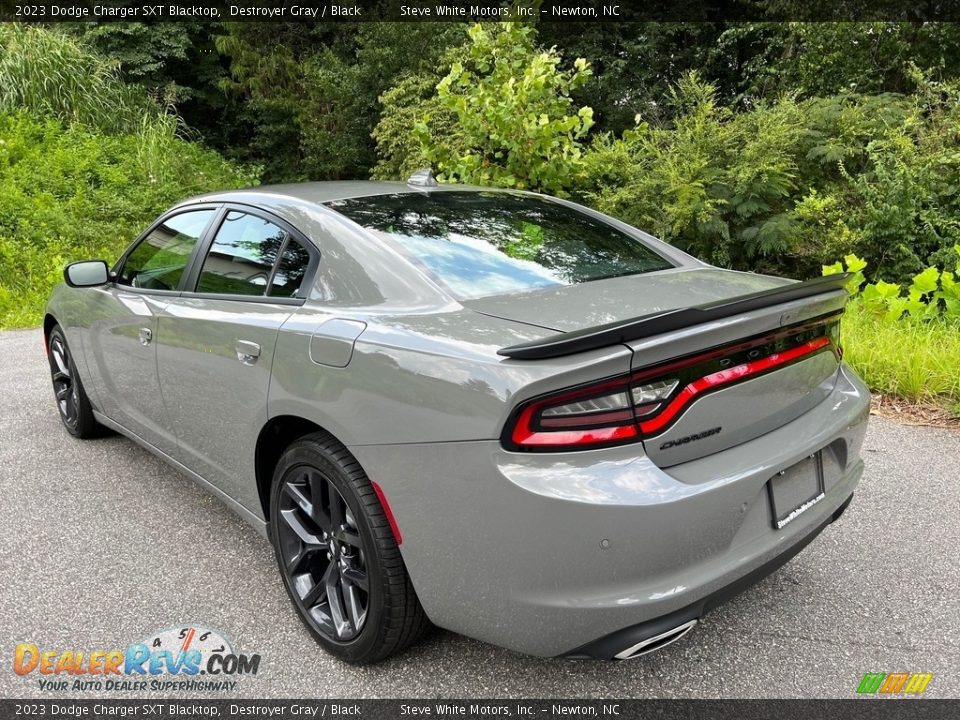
<box><xmin>269</xmin><ymin>441</ymin><xmax>387</xmax><ymax>664</ymax></box>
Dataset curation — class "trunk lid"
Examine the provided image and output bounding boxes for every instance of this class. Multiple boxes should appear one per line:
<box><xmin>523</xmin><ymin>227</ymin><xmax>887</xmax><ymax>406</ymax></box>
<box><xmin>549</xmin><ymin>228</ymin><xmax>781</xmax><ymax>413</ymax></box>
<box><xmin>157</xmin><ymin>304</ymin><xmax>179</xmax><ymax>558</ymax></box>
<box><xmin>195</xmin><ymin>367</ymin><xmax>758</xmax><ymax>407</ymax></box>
<box><xmin>622</xmin><ymin>284</ymin><xmax>845</xmax><ymax>467</ymax></box>
<box><xmin>474</xmin><ymin>268</ymin><xmax>847</xmax><ymax>466</ymax></box>
<box><xmin>463</xmin><ymin>267</ymin><xmax>794</xmax><ymax>332</ymax></box>
<box><xmin>631</xmin><ymin>322</ymin><xmax>841</xmax><ymax>467</ymax></box>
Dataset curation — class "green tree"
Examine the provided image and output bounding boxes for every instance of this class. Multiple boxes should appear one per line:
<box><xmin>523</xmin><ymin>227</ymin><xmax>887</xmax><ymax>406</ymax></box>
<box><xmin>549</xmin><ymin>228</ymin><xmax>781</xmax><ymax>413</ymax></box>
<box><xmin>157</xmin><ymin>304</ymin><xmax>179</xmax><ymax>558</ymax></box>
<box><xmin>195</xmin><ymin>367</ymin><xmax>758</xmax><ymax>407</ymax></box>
<box><xmin>719</xmin><ymin>22</ymin><xmax>960</xmax><ymax>103</ymax></box>
<box><xmin>215</xmin><ymin>21</ymin><xmax>463</xmax><ymax>182</ymax></box>
<box><xmin>416</xmin><ymin>23</ymin><xmax>594</xmax><ymax>195</ymax></box>
<box><xmin>371</xmin><ymin>38</ymin><xmax>472</xmax><ymax>180</ymax></box>
<box><xmin>62</xmin><ymin>22</ymin><xmax>245</xmax><ymax>149</ymax></box>
<box><xmin>538</xmin><ymin>22</ymin><xmax>729</xmax><ymax>135</ymax></box>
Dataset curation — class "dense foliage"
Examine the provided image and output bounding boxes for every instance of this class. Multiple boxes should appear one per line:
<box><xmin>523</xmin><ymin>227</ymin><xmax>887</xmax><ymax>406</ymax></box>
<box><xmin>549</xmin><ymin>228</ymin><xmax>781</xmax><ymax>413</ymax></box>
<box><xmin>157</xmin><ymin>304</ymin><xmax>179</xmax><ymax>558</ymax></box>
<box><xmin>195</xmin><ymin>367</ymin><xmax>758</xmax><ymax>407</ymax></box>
<box><xmin>824</xmin><ymin>252</ymin><xmax>960</xmax><ymax>408</ymax></box>
<box><xmin>0</xmin><ymin>24</ymin><xmax>157</xmax><ymax>133</ymax></box>
<box><xmin>211</xmin><ymin>22</ymin><xmax>464</xmax><ymax>180</ymax></box>
<box><xmin>824</xmin><ymin>249</ymin><xmax>960</xmax><ymax>323</ymax></box>
<box><xmin>66</xmin><ymin>19</ymin><xmax>958</xmax><ymax>185</ymax></box>
<box><xmin>378</xmin><ymin>23</ymin><xmax>960</xmax><ymax>286</ymax></box>
<box><xmin>585</xmin><ymin>76</ymin><xmax>960</xmax><ymax>283</ymax></box>
<box><xmin>0</xmin><ymin>26</ymin><xmax>255</xmax><ymax>328</ymax></box>
<box><xmin>416</xmin><ymin>24</ymin><xmax>594</xmax><ymax>195</ymax></box>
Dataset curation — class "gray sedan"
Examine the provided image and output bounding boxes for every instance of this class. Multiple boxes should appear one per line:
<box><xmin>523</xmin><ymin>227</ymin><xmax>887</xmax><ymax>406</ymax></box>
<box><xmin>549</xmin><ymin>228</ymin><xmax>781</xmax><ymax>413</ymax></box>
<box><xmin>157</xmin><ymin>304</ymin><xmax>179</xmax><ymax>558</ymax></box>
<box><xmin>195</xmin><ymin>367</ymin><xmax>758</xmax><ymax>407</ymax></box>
<box><xmin>44</xmin><ymin>175</ymin><xmax>869</xmax><ymax>664</ymax></box>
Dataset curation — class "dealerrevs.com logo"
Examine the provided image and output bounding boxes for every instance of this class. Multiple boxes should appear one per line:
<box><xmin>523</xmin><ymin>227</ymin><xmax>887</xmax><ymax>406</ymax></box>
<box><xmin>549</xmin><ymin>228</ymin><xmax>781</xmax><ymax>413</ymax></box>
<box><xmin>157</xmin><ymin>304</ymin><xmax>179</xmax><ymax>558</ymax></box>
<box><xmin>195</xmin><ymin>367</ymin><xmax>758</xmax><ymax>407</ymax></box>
<box><xmin>13</xmin><ymin>626</ymin><xmax>260</xmax><ymax>692</ymax></box>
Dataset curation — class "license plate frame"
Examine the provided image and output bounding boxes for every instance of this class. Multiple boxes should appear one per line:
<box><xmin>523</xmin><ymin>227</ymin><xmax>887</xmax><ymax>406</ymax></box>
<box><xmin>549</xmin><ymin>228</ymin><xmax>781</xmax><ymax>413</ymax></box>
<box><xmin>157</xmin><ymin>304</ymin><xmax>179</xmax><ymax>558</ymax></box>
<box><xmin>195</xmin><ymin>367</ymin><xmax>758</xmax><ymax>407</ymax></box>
<box><xmin>767</xmin><ymin>451</ymin><xmax>825</xmax><ymax>530</ymax></box>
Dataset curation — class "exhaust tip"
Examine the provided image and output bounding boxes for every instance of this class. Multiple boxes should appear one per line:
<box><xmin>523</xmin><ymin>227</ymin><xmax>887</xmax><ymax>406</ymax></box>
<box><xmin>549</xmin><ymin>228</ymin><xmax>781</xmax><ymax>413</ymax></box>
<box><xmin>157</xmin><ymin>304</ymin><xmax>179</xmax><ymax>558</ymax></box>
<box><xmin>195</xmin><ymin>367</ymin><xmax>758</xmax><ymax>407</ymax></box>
<box><xmin>613</xmin><ymin>619</ymin><xmax>698</xmax><ymax>660</ymax></box>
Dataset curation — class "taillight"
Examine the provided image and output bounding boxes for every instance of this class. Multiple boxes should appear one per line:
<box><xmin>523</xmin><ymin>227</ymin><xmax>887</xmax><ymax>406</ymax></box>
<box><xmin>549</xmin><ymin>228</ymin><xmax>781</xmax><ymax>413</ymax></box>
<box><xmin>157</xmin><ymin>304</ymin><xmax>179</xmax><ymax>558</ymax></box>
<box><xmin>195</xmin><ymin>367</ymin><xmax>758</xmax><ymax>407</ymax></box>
<box><xmin>631</xmin><ymin>379</ymin><xmax>679</xmax><ymax>417</ymax></box>
<box><xmin>502</xmin><ymin>317</ymin><xmax>839</xmax><ymax>452</ymax></box>
<box><xmin>509</xmin><ymin>378</ymin><xmax>639</xmax><ymax>449</ymax></box>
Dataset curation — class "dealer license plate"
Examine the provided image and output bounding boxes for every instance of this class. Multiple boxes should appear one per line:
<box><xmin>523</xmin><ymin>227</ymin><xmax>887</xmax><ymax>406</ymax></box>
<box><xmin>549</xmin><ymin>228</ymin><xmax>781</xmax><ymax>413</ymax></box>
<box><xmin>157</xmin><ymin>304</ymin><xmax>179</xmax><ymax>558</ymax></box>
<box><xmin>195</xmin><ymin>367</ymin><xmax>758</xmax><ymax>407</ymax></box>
<box><xmin>767</xmin><ymin>452</ymin><xmax>825</xmax><ymax>530</ymax></box>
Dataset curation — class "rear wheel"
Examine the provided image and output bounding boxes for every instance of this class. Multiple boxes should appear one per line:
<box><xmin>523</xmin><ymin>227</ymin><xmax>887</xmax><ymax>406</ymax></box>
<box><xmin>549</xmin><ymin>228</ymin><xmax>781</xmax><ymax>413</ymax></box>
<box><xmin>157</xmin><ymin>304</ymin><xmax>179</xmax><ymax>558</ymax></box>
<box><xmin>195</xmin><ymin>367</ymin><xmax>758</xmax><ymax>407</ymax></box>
<box><xmin>47</xmin><ymin>325</ymin><xmax>102</xmax><ymax>439</ymax></box>
<box><xmin>269</xmin><ymin>432</ymin><xmax>429</xmax><ymax>664</ymax></box>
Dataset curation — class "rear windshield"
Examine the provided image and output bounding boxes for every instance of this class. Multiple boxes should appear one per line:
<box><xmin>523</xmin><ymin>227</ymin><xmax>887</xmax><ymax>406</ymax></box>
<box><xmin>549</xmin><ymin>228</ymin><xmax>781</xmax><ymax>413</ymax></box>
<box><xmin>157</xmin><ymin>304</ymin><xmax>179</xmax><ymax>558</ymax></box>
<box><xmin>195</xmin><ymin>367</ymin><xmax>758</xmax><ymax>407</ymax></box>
<box><xmin>326</xmin><ymin>191</ymin><xmax>674</xmax><ymax>299</ymax></box>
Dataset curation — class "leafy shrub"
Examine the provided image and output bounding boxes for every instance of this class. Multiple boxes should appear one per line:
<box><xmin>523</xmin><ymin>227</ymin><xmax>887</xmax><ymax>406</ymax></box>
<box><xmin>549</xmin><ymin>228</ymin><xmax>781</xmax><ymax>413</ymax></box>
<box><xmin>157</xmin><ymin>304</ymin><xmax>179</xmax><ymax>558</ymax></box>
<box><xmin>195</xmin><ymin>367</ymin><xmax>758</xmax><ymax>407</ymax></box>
<box><xmin>0</xmin><ymin>112</ymin><xmax>255</xmax><ymax>328</ymax></box>
<box><xmin>587</xmin><ymin>74</ymin><xmax>808</xmax><ymax>270</ymax></box>
<box><xmin>824</xmin><ymin>249</ymin><xmax>960</xmax><ymax>322</ymax></box>
<box><xmin>822</xmin><ymin>251</ymin><xmax>960</xmax><ymax>410</ymax></box>
<box><xmin>586</xmin><ymin>73</ymin><xmax>960</xmax><ymax>283</ymax></box>
<box><xmin>415</xmin><ymin>23</ymin><xmax>594</xmax><ymax>195</ymax></box>
<box><xmin>371</xmin><ymin>43</ymin><xmax>470</xmax><ymax>181</ymax></box>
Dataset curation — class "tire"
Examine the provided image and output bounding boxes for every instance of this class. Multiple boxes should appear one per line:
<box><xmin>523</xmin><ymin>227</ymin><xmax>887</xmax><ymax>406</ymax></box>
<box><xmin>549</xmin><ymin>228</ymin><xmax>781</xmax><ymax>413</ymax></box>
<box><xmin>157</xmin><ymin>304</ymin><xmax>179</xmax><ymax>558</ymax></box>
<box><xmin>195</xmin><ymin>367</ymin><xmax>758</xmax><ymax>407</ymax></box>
<box><xmin>269</xmin><ymin>431</ymin><xmax>429</xmax><ymax>664</ymax></box>
<box><xmin>47</xmin><ymin>325</ymin><xmax>103</xmax><ymax>439</ymax></box>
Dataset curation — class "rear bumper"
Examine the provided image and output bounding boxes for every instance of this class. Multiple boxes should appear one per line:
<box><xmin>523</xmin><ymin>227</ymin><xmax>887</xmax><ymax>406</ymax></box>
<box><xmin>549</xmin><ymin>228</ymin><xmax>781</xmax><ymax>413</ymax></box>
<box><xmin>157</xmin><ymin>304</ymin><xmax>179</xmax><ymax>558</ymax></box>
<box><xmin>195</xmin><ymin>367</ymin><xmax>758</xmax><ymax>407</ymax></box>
<box><xmin>349</xmin><ymin>363</ymin><xmax>870</xmax><ymax>657</ymax></box>
<box><xmin>566</xmin><ymin>491</ymin><xmax>854</xmax><ymax>659</ymax></box>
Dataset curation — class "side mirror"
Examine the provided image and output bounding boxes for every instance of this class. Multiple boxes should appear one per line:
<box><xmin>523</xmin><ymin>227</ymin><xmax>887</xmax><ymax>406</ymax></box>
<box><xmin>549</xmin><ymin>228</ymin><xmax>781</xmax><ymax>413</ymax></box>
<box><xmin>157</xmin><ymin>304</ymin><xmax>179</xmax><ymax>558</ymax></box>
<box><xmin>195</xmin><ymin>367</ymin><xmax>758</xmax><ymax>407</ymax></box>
<box><xmin>64</xmin><ymin>260</ymin><xmax>110</xmax><ymax>288</ymax></box>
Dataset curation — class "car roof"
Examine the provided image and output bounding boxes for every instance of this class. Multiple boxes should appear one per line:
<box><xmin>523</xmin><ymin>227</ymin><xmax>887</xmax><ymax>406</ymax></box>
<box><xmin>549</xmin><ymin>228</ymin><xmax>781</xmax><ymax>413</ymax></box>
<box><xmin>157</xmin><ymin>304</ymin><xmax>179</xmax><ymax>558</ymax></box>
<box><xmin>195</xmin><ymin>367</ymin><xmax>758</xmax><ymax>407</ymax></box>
<box><xmin>181</xmin><ymin>180</ymin><xmax>494</xmax><ymax>208</ymax></box>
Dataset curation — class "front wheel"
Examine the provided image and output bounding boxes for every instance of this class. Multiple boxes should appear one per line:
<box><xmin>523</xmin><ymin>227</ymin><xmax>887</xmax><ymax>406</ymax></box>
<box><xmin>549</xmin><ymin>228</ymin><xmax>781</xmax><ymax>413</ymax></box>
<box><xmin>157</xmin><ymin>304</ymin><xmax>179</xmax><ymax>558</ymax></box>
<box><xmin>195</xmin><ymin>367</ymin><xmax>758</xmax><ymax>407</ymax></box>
<box><xmin>269</xmin><ymin>432</ymin><xmax>429</xmax><ymax>664</ymax></box>
<box><xmin>47</xmin><ymin>325</ymin><xmax>103</xmax><ymax>439</ymax></box>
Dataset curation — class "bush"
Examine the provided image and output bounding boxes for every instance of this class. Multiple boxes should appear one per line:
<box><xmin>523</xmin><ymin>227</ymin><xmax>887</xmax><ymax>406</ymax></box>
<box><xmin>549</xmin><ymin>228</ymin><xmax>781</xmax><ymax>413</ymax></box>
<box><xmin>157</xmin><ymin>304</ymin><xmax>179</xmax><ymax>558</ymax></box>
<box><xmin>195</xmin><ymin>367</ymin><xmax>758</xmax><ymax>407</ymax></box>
<box><xmin>824</xmin><ymin>249</ymin><xmax>960</xmax><ymax>322</ymax></box>
<box><xmin>586</xmin><ymin>74</ymin><xmax>960</xmax><ymax>283</ymax></box>
<box><xmin>414</xmin><ymin>23</ymin><xmax>594</xmax><ymax>195</ymax></box>
<box><xmin>822</xmin><ymin>251</ymin><xmax>960</xmax><ymax>411</ymax></box>
<box><xmin>371</xmin><ymin>44</ymin><xmax>469</xmax><ymax>181</ymax></box>
<box><xmin>586</xmin><ymin>74</ymin><xmax>807</xmax><ymax>271</ymax></box>
<box><xmin>0</xmin><ymin>112</ymin><xmax>256</xmax><ymax>328</ymax></box>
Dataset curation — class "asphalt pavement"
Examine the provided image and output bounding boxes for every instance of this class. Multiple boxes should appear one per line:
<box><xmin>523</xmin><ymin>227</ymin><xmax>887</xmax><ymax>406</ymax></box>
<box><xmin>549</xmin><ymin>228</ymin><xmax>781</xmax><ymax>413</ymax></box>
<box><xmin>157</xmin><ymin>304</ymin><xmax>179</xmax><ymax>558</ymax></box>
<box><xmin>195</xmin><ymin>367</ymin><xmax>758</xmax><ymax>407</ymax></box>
<box><xmin>1</xmin><ymin>327</ymin><xmax>958</xmax><ymax>699</ymax></box>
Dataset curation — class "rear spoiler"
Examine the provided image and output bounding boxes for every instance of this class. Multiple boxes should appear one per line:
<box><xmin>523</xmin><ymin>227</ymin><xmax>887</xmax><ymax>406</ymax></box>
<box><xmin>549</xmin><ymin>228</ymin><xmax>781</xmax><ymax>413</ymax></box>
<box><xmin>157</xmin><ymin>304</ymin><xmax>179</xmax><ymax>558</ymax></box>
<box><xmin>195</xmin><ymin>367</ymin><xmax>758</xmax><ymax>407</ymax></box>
<box><xmin>497</xmin><ymin>274</ymin><xmax>851</xmax><ymax>360</ymax></box>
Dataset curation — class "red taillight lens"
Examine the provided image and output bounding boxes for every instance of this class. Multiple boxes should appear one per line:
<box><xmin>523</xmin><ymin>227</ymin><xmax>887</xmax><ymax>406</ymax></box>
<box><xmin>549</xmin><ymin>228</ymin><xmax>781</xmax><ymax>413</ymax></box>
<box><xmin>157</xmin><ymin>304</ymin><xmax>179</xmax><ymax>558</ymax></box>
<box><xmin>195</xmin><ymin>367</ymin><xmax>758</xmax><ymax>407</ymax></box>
<box><xmin>636</xmin><ymin>335</ymin><xmax>830</xmax><ymax>436</ymax></box>
<box><xmin>503</xmin><ymin>318</ymin><xmax>839</xmax><ymax>452</ymax></box>
<box><xmin>509</xmin><ymin>379</ymin><xmax>639</xmax><ymax>449</ymax></box>
<box><xmin>506</xmin><ymin>375</ymin><xmax>681</xmax><ymax>451</ymax></box>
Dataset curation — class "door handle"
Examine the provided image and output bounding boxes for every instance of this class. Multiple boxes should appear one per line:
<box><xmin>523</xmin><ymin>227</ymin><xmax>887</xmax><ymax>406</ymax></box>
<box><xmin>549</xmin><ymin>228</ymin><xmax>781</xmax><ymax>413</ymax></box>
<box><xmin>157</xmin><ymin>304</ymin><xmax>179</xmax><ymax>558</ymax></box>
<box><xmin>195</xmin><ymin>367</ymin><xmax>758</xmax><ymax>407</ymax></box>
<box><xmin>139</xmin><ymin>327</ymin><xmax>152</xmax><ymax>346</ymax></box>
<box><xmin>235</xmin><ymin>340</ymin><xmax>261</xmax><ymax>365</ymax></box>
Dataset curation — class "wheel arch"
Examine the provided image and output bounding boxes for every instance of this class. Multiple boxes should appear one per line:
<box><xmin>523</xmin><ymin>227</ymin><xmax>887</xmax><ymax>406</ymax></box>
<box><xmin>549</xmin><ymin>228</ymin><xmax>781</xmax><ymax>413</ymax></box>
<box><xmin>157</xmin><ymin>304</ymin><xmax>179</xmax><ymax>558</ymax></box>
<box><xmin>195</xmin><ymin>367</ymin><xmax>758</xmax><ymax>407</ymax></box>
<box><xmin>43</xmin><ymin>313</ymin><xmax>58</xmax><ymax>347</ymax></box>
<box><xmin>255</xmin><ymin>414</ymin><xmax>332</xmax><ymax>521</ymax></box>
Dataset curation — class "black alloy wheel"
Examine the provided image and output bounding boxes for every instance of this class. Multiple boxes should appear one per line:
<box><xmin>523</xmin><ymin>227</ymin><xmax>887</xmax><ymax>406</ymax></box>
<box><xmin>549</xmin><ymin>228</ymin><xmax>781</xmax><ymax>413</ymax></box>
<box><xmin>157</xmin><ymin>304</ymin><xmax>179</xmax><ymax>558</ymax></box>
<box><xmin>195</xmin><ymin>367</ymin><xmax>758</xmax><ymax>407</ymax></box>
<box><xmin>47</xmin><ymin>325</ymin><xmax>101</xmax><ymax>438</ymax></box>
<box><xmin>269</xmin><ymin>432</ymin><xmax>429</xmax><ymax>664</ymax></box>
<box><xmin>277</xmin><ymin>465</ymin><xmax>369</xmax><ymax>641</ymax></box>
<box><xmin>49</xmin><ymin>330</ymin><xmax>79</xmax><ymax>430</ymax></box>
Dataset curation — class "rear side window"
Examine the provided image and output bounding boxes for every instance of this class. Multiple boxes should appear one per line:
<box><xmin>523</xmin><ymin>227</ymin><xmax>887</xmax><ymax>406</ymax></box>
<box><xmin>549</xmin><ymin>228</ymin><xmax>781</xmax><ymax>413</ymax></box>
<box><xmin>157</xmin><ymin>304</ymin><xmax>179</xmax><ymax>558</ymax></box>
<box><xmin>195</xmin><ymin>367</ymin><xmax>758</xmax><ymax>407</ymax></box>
<box><xmin>269</xmin><ymin>239</ymin><xmax>311</xmax><ymax>298</ymax></box>
<box><xmin>326</xmin><ymin>192</ymin><xmax>674</xmax><ymax>299</ymax></box>
<box><xmin>196</xmin><ymin>211</ymin><xmax>288</xmax><ymax>296</ymax></box>
<box><xmin>119</xmin><ymin>210</ymin><xmax>214</xmax><ymax>291</ymax></box>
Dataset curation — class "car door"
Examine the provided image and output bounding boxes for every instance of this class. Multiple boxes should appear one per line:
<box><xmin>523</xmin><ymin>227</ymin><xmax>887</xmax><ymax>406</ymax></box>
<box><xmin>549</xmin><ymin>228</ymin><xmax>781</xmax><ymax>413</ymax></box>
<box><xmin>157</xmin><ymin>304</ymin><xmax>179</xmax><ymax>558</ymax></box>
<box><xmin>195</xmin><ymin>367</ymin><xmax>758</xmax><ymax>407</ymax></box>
<box><xmin>155</xmin><ymin>206</ymin><xmax>318</xmax><ymax>511</ymax></box>
<box><xmin>83</xmin><ymin>207</ymin><xmax>218</xmax><ymax>456</ymax></box>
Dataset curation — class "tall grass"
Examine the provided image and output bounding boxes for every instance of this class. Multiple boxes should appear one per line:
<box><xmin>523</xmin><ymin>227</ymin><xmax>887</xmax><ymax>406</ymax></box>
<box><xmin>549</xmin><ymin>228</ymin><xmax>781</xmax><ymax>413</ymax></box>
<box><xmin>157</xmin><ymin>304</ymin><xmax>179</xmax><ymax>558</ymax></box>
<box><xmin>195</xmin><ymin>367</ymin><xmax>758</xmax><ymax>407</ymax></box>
<box><xmin>0</xmin><ymin>24</ymin><xmax>162</xmax><ymax>134</ymax></box>
<box><xmin>0</xmin><ymin>25</ymin><xmax>206</xmax><ymax>188</ymax></box>
<box><xmin>842</xmin><ymin>306</ymin><xmax>960</xmax><ymax>410</ymax></box>
<box><xmin>134</xmin><ymin>111</ymin><xmax>189</xmax><ymax>183</ymax></box>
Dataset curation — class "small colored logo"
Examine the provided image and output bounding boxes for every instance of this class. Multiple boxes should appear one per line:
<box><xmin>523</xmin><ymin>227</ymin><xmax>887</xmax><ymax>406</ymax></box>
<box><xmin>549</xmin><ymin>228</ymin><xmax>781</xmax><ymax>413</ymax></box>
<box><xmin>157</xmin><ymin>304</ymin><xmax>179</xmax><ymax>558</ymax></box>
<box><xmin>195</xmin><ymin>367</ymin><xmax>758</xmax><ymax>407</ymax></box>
<box><xmin>856</xmin><ymin>672</ymin><xmax>933</xmax><ymax>695</ymax></box>
<box><xmin>13</xmin><ymin>625</ymin><xmax>260</xmax><ymax>692</ymax></box>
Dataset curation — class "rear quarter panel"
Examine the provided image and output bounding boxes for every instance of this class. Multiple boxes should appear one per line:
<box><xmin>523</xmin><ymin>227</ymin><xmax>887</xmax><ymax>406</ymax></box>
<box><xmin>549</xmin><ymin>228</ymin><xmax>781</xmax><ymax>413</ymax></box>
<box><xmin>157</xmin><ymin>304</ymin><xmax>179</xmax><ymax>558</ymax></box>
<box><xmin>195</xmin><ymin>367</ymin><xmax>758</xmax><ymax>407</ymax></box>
<box><xmin>267</xmin><ymin>307</ymin><xmax>633</xmax><ymax>446</ymax></box>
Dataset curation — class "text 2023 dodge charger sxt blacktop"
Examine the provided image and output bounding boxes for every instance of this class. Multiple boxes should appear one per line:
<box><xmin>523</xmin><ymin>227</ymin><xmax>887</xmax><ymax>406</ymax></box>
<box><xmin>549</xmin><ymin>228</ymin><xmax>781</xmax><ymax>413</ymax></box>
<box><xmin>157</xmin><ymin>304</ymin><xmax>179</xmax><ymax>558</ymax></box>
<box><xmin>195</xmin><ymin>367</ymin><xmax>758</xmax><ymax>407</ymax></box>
<box><xmin>44</xmin><ymin>175</ymin><xmax>869</xmax><ymax>664</ymax></box>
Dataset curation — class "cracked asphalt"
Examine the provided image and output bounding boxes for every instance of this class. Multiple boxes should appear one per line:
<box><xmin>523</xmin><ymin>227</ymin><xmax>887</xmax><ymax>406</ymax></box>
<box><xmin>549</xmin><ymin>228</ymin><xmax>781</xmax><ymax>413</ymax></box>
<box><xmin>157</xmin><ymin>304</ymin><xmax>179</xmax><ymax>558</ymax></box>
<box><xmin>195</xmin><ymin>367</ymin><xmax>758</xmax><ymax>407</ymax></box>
<box><xmin>1</xmin><ymin>327</ymin><xmax>958</xmax><ymax>699</ymax></box>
